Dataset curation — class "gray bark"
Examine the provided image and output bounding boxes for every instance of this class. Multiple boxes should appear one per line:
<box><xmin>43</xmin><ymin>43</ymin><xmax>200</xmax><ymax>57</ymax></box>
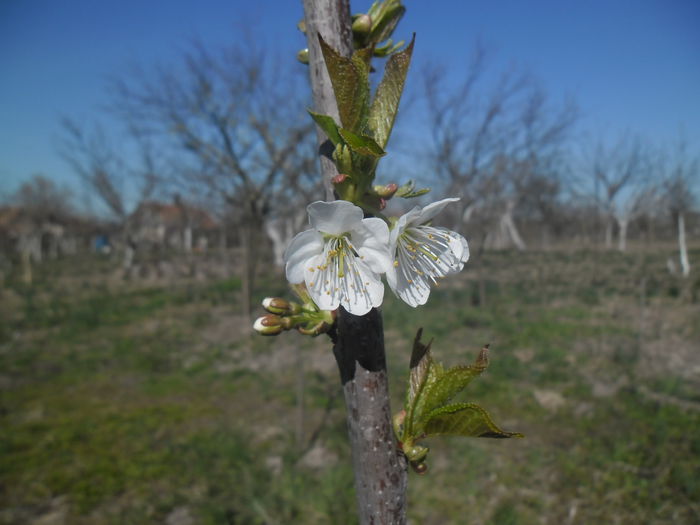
<box><xmin>302</xmin><ymin>0</ymin><xmax>352</xmax><ymax>202</ymax></box>
<box><xmin>302</xmin><ymin>1</ymin><xmax>408</xmax><ymax>523</ymax></box>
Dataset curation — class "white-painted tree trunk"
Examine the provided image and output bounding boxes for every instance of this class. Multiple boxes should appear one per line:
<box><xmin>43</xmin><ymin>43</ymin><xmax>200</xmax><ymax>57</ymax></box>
<box><xmin>183</xmin><ymin>226</ymin><xmax>192</xmax><ymax>253</ymax></box>
<box><xmin>264</xmin><ymin>211</ymin><xmax>305</xmax><ymax>268</ymax></box>
<box><xmin>617</xmin><ymin>217</ymin><xmax>628</xmax><ymax>252</ymax></box>
<box><xmin>502</xmin><ymin>204</ymin><xmax>526</xmax><ymax>251</ymax></box>
<box><xmin>678</xmin><ymin>213</ymin><xmax>690</xmax><ymax>277</ymax></box>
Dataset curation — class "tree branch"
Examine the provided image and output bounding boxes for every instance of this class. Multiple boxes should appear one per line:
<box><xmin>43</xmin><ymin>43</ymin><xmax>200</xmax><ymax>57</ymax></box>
<box><xmin>302</xmin><ymin>1</ymin><xmax>408</xmax><ymax>523</ymax></box>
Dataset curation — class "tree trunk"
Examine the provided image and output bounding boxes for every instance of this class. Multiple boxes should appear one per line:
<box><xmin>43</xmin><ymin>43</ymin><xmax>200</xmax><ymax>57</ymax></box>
<box><xmin>219</xmin><ymin>224</ymin><xmax>230</xmax><ymax>276</ymax></box>
<box><xmin>617</xmin><ymin>217</ymin><xmax>628</xmax><ymax>252</ymax></box>
<box><xmin>239</xmin><ymin>217</ymin><xmax>260</xmax><ymax>322</ymax></box>
<box><xmin>502</xmin><ymin>200</ymin><xmax>526</xmax><ymax>251</ymax></box>
<box><xmin>333</xmin><ymin>309</ymin><xmax>408</xmax><ymax>524</ymax></box>
<box><xmin>604</xmin><ymin>216</ymin><xmax>614</xmax><ymax>249</ymax></box>
<box><xmin>302</xmin><ymin>1</ymin><xmax>408</xmax><ymax>523</ymax></box>
<box><xmin>678</xmin><ymin>212</ymin><xmax>690</xmax><ymax>277</ymax></box>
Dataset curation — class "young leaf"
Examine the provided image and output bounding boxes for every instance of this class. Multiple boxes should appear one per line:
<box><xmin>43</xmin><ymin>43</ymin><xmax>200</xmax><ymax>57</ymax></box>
<box><xmin>318</xmin><ymin>35</ymin><xmax>370</xmax><ymax>133</ymax></box>
<box><xmin>404</xmin><ymin>329</ymin><xmax>442</xmax><ymax>438</ymax></box>
<box><xmin>401</xmin><ymin>187</ymin><xmax>431</xmax><ymax>199</ymax></box>
<box><xmin>367</xmin><ymin>35</ymin><xmax>415</xmax><ymax>148</ymax></box>
<box><xmin>338</xmin><ymin>128</ymin><xmax>386</xmax><ymax>157</ymax></box>
<box><xmin>307</xmin><ymin>110</ymin><xmax>342</xmax><ymax>145</ymax></box>
<box><xmin>423</xmin><ymin>402</ymin><xmax>524</xmax><ymax>439</ymax></box>
<box><xmin>407</xmin><ymin>329</ymin><xmax>430</xmax><ymax>407</ymax></box>
<box><xmin>411</xmin><ymin>346</ymin><xmax>489</xmax><ymax>436</ymax></box>
<box><xmin>367</xmin><ymin>0</ymin><xmax>406</xmax><ymax>44</ymax></box>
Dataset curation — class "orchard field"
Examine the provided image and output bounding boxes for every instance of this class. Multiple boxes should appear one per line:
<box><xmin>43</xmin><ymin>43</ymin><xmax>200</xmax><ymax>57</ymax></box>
<box><xmin>1</xmin><ymin>246</ymin><xmax>699</xmax><ymax>524</ymax></box>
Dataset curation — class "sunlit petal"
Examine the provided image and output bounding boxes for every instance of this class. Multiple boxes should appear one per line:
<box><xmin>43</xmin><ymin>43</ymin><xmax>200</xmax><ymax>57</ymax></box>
<box><xmin>307</xmin><ymin>200</ymin><xmax>364</xmax><ymax>235</ymax></box>
<box><xmin>353</xmin><ymin>217</ymin><xmax>393</xmax><ymax>275</ymax></box>
<box><xmin>387</xmin><ymin>198</ymin><xmax>469</xmax><ymax>307</ymax></box>
<box><xmin>414</xmin><ymin>197</ymin><xmax>460</xmax><ymax>225</ymax></box>
<box><xmin>284</xmin><ymin>229</ymin><xmax>324</xmax><ymax>283</ymax></box>
<box><xmin>339</xmin><ymin>260</ymin><xmax>384</xmax><ymax>316</ymax></box>
<box><xmin>303</xmin><ymin>253</ymin><xmax>341</xmax><ymax>311</ymax></box>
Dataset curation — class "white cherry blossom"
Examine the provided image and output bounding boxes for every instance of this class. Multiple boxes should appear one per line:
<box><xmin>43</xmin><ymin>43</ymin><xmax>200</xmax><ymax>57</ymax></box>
<box><xmin>387</xmin><ymin>198</ymin><xmax>469</xmax><ymax>307</ymax></box>
<box><xmin>284</xmin><ymin>200</ymin><xmax>393</xmax><ymax>316</ymax></box>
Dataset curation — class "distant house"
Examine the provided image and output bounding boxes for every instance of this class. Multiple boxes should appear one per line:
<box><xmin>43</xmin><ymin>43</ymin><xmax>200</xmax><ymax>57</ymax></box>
<box><xmin>125</xmin><ymin>200</ymin><xmax>219</xmax><ymax>252</ymax></box>
<box><xmin>0</xmin><ymin>205</ymin><xmax>94</xmax><ymax>262</ymax></box>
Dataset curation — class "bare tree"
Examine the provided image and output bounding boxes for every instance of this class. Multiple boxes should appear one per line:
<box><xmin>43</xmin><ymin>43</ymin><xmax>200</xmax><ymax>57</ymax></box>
<box><xmin>13</xmin><ymin>174</ymin><xmax>73</xmax><ymax>221</ymax></box>
<box><xmin>7</xmin><ymin>174</ymin><xmax>76</xmax><ymax>281</ymax></box>
<box><xmin>423</xmin><ymin>51</ymin><xmax>576</xmax><ymax>251</ymax></box>
<box><xmin>109</xmin><ymin>38</ymin><xmax>319</xmax><ymax>318</ymax></box>
<box><xmin>588</xmin><ymin>134</ymin><xmax>651</xmax><ymax>250</ymax></box>
<box><xmin>59</xmin><ymin>120</ymin><xmax>130</xmax><ymax>222</ymax></box>
<box><xmin>613</xmin><ymin>184</ymin><xmax>658</xmax><ymax>252</ymax></box>
<box><xmin>662</xmin><ymin>138</ymin><xmax>697</xmax><ymax>277</ymax></box>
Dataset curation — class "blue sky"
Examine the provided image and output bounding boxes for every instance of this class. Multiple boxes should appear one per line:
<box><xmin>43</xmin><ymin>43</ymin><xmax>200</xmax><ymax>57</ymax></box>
<box><xmin>1</xmin><ymin>0</ymin><xmax>698</xmax><ymax>199</ymax></box>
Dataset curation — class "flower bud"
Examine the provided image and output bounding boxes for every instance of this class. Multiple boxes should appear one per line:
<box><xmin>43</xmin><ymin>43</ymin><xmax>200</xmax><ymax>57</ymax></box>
<box><xmin>296</xmin><ymin>48</ymin><xmax>309</xmax><ymax>65</ymax></box>
<box><xmin>374</xmin><ymin>183</ymin><xmax>398</xmax><ymax>198</ymax></box>
<box><xmin>352</xmin><ymin>14</ymin><xmax>372</xmax><ymax>37</ymax></box>
<box><xmin>253</xmin><ymin>315</ymin><xmax>284</xmax><ymax>336</ymax></box>
<box><xmin>332</xmin><ymin>144</ymin><xmax>353</xmax><ymax>175</ymax></box>
<box><xmin>410</xmin><ymin>461</ymin><xmax>428</xmax><ymax>475</ymax></box>
<box><xmin>332</xmin><ymin>173</ymin><xmax>349</xmax><ymax>185</ymax></box>
<box><xmin>262</xmin><ymin>297</ymin><xmax>300</xmax><ymax>315</ymax></box>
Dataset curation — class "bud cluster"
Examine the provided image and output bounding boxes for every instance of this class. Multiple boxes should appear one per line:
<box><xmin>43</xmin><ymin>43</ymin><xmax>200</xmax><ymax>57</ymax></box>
<box><xmin>253</xmin><ymin>288</ymin><xmax>335</xmax><ymax>337</ymax></box>
<box><xmin>351</xmin><ymin>0</ymin><xmax>406</xmax><ymax>55</ymax></box>
<box><xmin>297</xmin><ymin>0</ymin><xmax>406</xmax><ymax>66</ymax></box>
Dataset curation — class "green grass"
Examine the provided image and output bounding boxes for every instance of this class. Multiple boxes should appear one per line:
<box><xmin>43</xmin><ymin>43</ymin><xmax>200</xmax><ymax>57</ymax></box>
<box><xmin>1</xmin><ymin>248</ymin><xmax>699</xmax><ymax>524</ymax></box>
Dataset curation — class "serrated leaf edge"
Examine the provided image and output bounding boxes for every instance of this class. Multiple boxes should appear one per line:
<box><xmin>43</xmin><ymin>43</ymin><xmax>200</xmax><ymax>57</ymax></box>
<box><xmin>423</xmin><ymin>402</ymin><xmax>524</xmax><ymax>439</ymax></box>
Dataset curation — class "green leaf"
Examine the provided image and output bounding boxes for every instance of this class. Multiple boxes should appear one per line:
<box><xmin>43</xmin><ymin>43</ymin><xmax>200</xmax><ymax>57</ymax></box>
<box><xmin>374</xmin><ymin>39</ymin><xmax>405</xmax><ymax>58</ymax></box>
<box><xmin>367</xmin><ymin>35</ymin><xmax>414</xmax><ymax>148</ymax></box>
<box><xmin>307</xmin><ymin>110</ymin><xmax>342</xmax><ymax>145</ymax></box>
<box><xmin>395</xmin><ymin>179</ymin><xmax>415</xmax><ymax>196</ymax></box>
<box><xmin>367</xmin><ymin>1</ymin><xmax>406</xmax><ymax>44</ymax></box>
<box><xmin>319</xmin><ymin>35</ymin><xmax>371</xmax><ymax>132</ymax></box>
<box><xmin>338</xmin><ymin>128</ymin><xmax>386</xmax><ymax>157</ymax></box>
<box><xmin>411</xmin><ymin>346</ymin><xmax>489</xmax><ymax>435</ymax></box>
<box><xmin>407</xmin><ymin>328</ymin><xmax>433</xmax><ymax>405</ymax></box>
<box><xmin>424</xmin><ymin>403</ymin><xmax>524</xmax><ymax>439</ymax></box>
<box><xmin>404</xmin><ymin>329</ymin><xmax>442</xmax><ymax>439</ymax></box>
<box><xmin>401</xmin><ymin>187</ymin><xmax>431</xmax><ymax>199</ymax></box>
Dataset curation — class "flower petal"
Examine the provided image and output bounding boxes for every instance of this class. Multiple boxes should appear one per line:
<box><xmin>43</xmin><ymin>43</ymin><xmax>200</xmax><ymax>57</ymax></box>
<box><xmin>387</xmin><ymin>249</ymin><xmax>432</xmax><ymax>307</ymax></box>
<box><xmin>340</xmin><ymin>261</ymin><xmax>384</xmax><ymax>315</ymax></box>
<box><xmin>448</xmin><ymin>230</ymin><xmax>470</xmax><ymax>266</ymax></box>
<box><xmin>391</xmin><ymin>205</ymin><xmax>421</xmax><ymax>244</ymax></box>
<box><xmin>352</xmin><ymin>217</ymin><xmax>394</xmax><ymax>275</ymax></box>
<box><xmin>284</xmin><ymin>229</ymin><xmax>324</xmax><ymax>283</ymax></box>
<box><xmin>303</xmin><ymin>249</ymin><xmax>384</xmax><ymax>315</ymax></box>
<box><xmin>414</xmin><ymin>197</ymin><xmax>460</xmax><ymax>225</ymax></box>
<box><xmin>307</xmin><ymin>200</ymin><xmax>364</xmax><ymax>236</ymax></box>
<box><xmin>303</xmin><ymin>253</ymin><xmax>341</xmax><ymax>312</ymax></box>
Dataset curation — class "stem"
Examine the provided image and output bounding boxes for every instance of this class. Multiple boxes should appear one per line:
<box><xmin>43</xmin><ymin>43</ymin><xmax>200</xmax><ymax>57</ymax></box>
<box><xmin>333</xmin><ymin>308</ymin><xmax>408</xmax><ymax>524</ymax></box>
<box><xmin>302</xmin><ymin>2</ymin><xmax>408</xmax><ymax>523</ymax></box>
<box><xmin>302</xmin><ymin>0</ymin><xmax>353</xmax><ymax>201</ymax></box>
